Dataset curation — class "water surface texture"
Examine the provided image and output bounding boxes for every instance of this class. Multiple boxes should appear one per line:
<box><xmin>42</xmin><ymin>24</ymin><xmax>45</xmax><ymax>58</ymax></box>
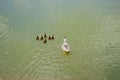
<box><xmin>0</xmin><ymin>0</ymin><xmax>120</xmax><ymax>80</ymax></box>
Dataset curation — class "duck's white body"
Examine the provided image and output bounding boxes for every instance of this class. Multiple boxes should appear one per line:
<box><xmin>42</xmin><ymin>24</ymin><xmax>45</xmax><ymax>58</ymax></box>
<box><xmin>61</xmin><ymin>38</ymin><xmax>70</xmax><ymax>52</ymax></box>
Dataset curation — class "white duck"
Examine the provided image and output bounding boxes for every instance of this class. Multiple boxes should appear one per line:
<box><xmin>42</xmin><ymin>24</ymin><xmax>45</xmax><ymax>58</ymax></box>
<box><xmin>61</xmin><ymin>37</ymin><xmax>70</xmax><ymax>52</ymax></box>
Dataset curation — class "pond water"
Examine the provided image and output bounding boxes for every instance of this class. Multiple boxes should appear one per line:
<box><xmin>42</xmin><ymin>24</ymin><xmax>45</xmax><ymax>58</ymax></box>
<box><xmin>0</xmin><ymin>0</ymin><xmax>120</xmax><ymax>80</ymax></box>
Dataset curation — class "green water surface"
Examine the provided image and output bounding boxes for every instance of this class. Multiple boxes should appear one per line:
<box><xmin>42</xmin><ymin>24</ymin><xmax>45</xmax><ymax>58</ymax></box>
<box><xmin>0</xmin><ymin>0</ymin><xmax>120</xmax><ymax>80</ymax></box>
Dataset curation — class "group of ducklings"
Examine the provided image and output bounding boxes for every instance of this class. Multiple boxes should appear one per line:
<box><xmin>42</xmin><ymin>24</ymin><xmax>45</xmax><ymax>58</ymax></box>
<box><xmin>36</xmin><ymin>33</ymin><xmax>54</xmax><ymax>43</ymax></box>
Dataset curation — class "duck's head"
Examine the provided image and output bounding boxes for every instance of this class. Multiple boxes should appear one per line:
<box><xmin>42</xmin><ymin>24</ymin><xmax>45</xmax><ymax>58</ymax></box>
<box><xmin>63</xmin><ymin>37</ymin><xmax>67</xmax><ymax>42</ymax></box>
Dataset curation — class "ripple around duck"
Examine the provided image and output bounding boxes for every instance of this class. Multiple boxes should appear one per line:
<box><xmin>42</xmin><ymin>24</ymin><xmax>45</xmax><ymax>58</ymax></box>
<box><xmin>7</xmin><ymin>41</ymin><xmax>73</xmax><ymax>80</ymax></box>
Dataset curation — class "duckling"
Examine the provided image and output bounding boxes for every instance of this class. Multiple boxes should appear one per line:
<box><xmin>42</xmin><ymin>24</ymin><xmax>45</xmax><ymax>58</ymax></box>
<box><xmin>51</xmin><ymin>35</ymin><xmax>54</xmax><ymax>40</ymax></box>
<box><xmin>36</xmin><ymin>35</ymin><xmax>39</xmax><ymax>40</ymax></box>
<box><xmin>48</xmin><ymin>35</ymin><xmax>52</xmax><ymax>40</ymax></box>
<box><xmin>43</xmin><ymin>39</ymin><xmax>47</xmax><ymax>43</ymax></box>
<box><xmin>44</xmin><ymin>33</ymin><xmax>47</xmax><ymax>38</ymax></box>
<box><xmin>40</xmin><ymin>36</ymin><xmax>43</xmax><ymax>40</ymax></box>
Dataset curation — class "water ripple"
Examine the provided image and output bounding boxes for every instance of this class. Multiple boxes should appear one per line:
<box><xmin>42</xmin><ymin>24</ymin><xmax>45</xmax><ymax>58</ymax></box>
<box><xmin>0</xmin><ymin>16</ymin><xmax>9</xmax><ymax>39</ymax></box>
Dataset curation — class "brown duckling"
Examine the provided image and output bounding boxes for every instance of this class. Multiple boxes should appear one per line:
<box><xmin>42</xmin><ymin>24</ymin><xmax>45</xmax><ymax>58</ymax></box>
<box><xmin>48</xmin><ymin>35</ymin><xmax>52</xmax><ymax>40</ymax></box>
<box><xmin>43</xmin><ymin>39</ymin><xmax>47</xmax><ymax>43</ymax></box>
<box><xmin>51</xmin><ymin>35</ymin><xmax>54</xmax><ymax>40</ymax></box>
<box><xmin>36</xmin><ymin>35</ymin><xmax>39</xmax><ymax>40</ymax></box>
<box><xmin>40</xmin><ymin>36</ymin><xmax>43</xmax><ymax>40</ymax></box>
<box><xmin>44</xmin><ymin>33</ymin><xmax>47</xmax><ymax>38</ymax></box>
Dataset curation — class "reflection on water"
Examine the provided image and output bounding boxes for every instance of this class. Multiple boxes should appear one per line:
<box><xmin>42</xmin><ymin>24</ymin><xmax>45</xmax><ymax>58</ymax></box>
<box><xmin>0</xmin><ymin>0</ymin><xmax>120</xmax><ymax>80</ymax></box>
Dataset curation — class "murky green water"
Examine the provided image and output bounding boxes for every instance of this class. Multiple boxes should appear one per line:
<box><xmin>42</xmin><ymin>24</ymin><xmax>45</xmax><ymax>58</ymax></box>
<box><xmin>0</xmin><ymin>0</ymin><xmax>120</xmax><ymax>80</ymax></box>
